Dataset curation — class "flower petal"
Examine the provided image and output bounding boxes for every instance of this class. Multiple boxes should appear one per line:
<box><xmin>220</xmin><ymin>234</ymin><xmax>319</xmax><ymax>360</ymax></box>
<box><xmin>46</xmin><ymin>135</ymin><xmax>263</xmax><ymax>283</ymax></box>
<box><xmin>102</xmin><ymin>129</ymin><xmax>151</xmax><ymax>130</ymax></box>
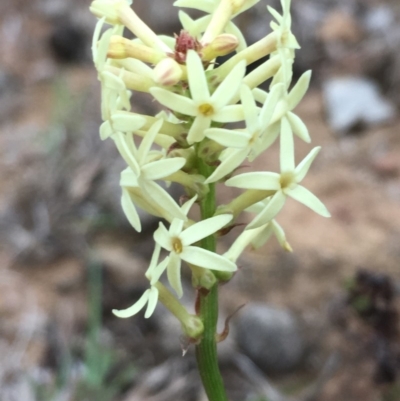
<box><xmin>100</xmin><ymin>70</ymin><xmax>126</xmax><ymax>92</ymax></box>
<box><xmin>270</xmin><ymin>220</ymin><xmax>292</xmax><ymax>251</ymax></box>
<box><xmin>246</xmin><ymin>190</ymin><xmax>286</xmax><ymax>229</ymax></box>
<box><xmin>280</xmin><ymin>116</ymin><xmax>295</xmax><ymax>172</ymax></box>
<box><xmin>213</xmin><ymin>105</ymin><xmax>245</xmax><ymax>122</ymax></box>
<box><xmin>179</xmin><ymin>11</ymin><xmax>210</xmax><ymax>37</ymax></box>
<box><xmin>252</xmin><ymin>87</ymin><xmax>268</xmax><ymax>104</ymax></box>
<box><xmin>167</xmin><ymin>253</ymin><xmax>183</xmax><ymax>298</ymax></box>
<box><xmin>173</xmin><ymin>0</ymin><xmax>215</xmax><ymax>14</ymax></box>
<box><xmin>294</xmin><ymin>146</ymin><xmax>321</xmax><ymax>182</ymax></box>
<box><xmin>150</xmin><ymin>88</ymin><xmax>197</xmax><ymax>116</ymax></box>
<box><xmin>212</xmin><ymin>61</ymin><xmax>246</xmax><ymax>108</ymax></box>
<box><xmin>205</xmin><ymin>147</ymin><xmax>248</xmax><ymax>183</ymax></box>
<box><xmin>181</xmin><ymin>195</ymin><xmax>198</xmax><ymax>215</ymax></box>
<box><xmin>113</xmin><ymin>132</ymin><xmax>141</xmax><ymax>174</ymax></box>
<box><xmin>225</xmin><ymin>172</ymin><xmax>280</xmax><ymax>190</ymax></box>
<box><xmin>225</xmin><ymin>21</ymin><xmax>247</xmax><ymax>52</ymax></box>
<box><xmin>241</xmin><ymin>84</ymin><xmax>259</xmax><ymax>133</ymax></box>
<box><xmin>92</xmin><ymin>17</ymin><xmax>106</xmax><ymax>65</ymax></box>
<box><xmin>120</xmin><ymin>167</ymin><xmax>139</xmax><ymax>187</ymax></box>
<box><xmin>256</xmin><ymin>121</ymin><xmax>280</xmax><ymax>157</ymax></box>
<box><xmin>178</xmin><ymin>10</ymin><xmax>211</xmax><ymax>38</ymax></box>
<box><xmin>205</xmin><ymin>128</ymin><xmax>250</xmax><ymax>148</ymax></box>
<box><xmin>181</xmin><ymin>246</ymin><xmax>237</xmax><ymax>271</ymax></box>
<box><xmin>111</xmin><ymin>111</ymin><xmax>146</xmax><ymax>133</ymax></box>
<box><xmin>142</xmin><ymin>158</ymin><xmax>186</xmax><ymax>180</ymax></box>
<box><xmin>259</xmin><ymin>83</ymin><xmax>283</xmax><ymax>128</ymax></box>
<box><xmin>181</xmin><ymin>214</ymin><xmax>232</xmax><ymax>246</ymax></box>
<box><xmin>224</xmin><ymin>226</ymin><xmax>262</xmax><ymax>262</ymax></box>
<box><xmin>287</xmin><ymin>185</ymin><xmax>331</xmax><ymax>217</ymax></box>
<box><xmin>143</xmin><ymin>180</ymin><xmax>186</xmax><ymax>220</ymax></box>
<box><xmin>121</xmin><ymin>188</ymin><xmax>141</xmax><ymax>232</ymax></box>
<box><xmin>250</xmin><ymin>223</ymin><xmax>273</xmax><ymax>249</ymax></box>
<box><xmin>144</xmin><ymin>286</ymin><xmax>159</xmax><ymax>318</ymax></box>
<box><xmin>187</xmin><ymin>115</ymin><xmax>211</xmax><ymax>144</ymax></box>
<box><xmin>100</xmin><ymin>121</ymin><xmax>114</xmax><ymax>141</ymax></box>
<box><xmin>113</xmin><ymin>290</ymin><xmax>149</xmax><ymax>318</ymax></box>
<box><xmin>138</xmin><ymin>119</ymin><xmax>163</xmax><ymax>163</ymax></box>
<box><xmin>149</xmin><ymin>256</ymin><xmax>170</xmax><ymax>284</ymax></box>
<box><xmin>288</xmin><ymin>70</ymin><xmax>311</xmax><ymax>111</ymax></box>
<box><xmin>170</xmin><ymin>218</ymin><xmax>185</xmax><ymax>237</ymax></box>
<box><xmin>187</xmin><ymin>50</ymin><xmax>210</xmax><ymax>102</ymax></box>
<box><xmin>286</xmin><ymin>112</ymin><xmax>310</xmax><ymax>143</ymax></box>
<box><xmin>146</xmin><ymin>243</ymin><xmax>162</xmax><ymax>277</ymax></box>
<box><xmin>154</xmin><ymin>222</ymin><xmax>173</xmax><ymax>251</ymax></box>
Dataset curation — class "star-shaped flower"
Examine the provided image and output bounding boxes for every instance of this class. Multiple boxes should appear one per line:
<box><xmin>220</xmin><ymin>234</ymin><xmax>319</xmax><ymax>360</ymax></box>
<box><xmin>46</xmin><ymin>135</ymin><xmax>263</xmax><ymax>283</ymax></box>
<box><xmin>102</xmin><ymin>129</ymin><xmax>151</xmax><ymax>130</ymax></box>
<box><xmin>98</xmin><ymin>71</ymin><xmax>136</xmax><ymax>140</ymax></box>
<box><xmin>150</xmin><ymin>50</ymin><xmax>245</xmax><ymax>144</ymax></box>
<box><xmin>154</xmin><ymin>197</ymin><xmax>236</xmax><ymax>297</ymax></box>
<box><xmin>178</xmin><ymin>11</ymin><xmax>211</xmax><ymax>39</ymax></box>
<box><xmin>113</xmin><ymin>244</ymin><xmax>168</xmax><ymax>319</ymax></box>
<box><xmin>175</xmin><ymin>0</ymin><xmax>259</xmax><ymax>50</ymax></box>
<box><xmin>117</xmin><ymin>119</ymin><xmax>187</xmax><ymax>231</ymax></box>
<box><xmin>226</xmin><ymin>117</ymin><xmax>330</xmax><ymax>229</ymax></box>
<box><xmin>245</xmin><ymin>201</ymin><xmax>292</xmax><ymax>251</ymax></box>
<box><xmin>259</xmin><ymin>0</ymin><xmax>299</xmax><ymax>92</ymax></box>
<box><xmin>178</xmin><ymin>10</ymin><xmax>246</xmax><ymax>51</ymax></box>
<box><xmin>252</xmin><ymin>70</ymin><xmax>312</xmax><ymax>158</ymax></box>
<box><xmin>224</xmin><ymin>216</ymin><xmax>290</xmax><ymax>263</ymax></box>
<box><xmin>203</xmin><ymin>83</ymin><xmax>282</xmax><ymax>183</ymax></box>
<box><xmin>268</xmin><ymin>0</ymin><xmax>299</xmax><ymax>52</ymax></box>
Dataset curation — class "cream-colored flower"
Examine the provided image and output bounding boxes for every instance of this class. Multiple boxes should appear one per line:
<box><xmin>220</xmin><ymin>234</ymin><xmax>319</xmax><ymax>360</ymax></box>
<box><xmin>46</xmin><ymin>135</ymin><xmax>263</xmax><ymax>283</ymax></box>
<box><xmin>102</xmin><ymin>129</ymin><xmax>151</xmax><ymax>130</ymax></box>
<box><xmin>268</xmin><ymin>0</ymin><xmax>299</xmax><ymax>51</ymax></box>
<box><xmin>265</xmin><ymin>0</ymin><xmax>300</xmax><ymax>90</ymax></box>
<box><xmin>98</xmin><ymin>71</ymin><xmax>136</xmax><ymax>140</ymax></box>
<box><xmin>117</xmin><ymin>119</ymin><xmax>187</xmax><ymax>231</ymax></box>
<box><xmin>91</xmin><ymin>0</ymin><xmax>170</xmax><ymax>52</ymax></box>
<box><xmin>150</xmin><ymin>50</ymin><xmax>245</xmax><ymax>144</ymax></box>
<box><xmin>154</xmin><ymin>197</ymin><xmax>236</xmax><ymax>297</ymax></box>
<box><xmin>224</xmin><ymin>217</ymin><xmax>290</xmax><ymax>262</ymax></box>
<box><xmin>175</xmin><ymin>0</ymin><xmax>259</xmax><ymax>49</ymax></box>
<box><xmin>252</xmin><ymin>70</ymin><xmax>312</xmax><ymax>158</ymax></box>
<box><xmin>226</xmin><ymin>117</ymin><xmax>330</xmax><ymax>229</ymax></box>
<box><xmin>113</xmin><ymin>244</ymin><xmax>168</xmax><ymax>319</ymax></box>
<box><xmin>245</xmin><ymin>201</ymin><xmax>292</xmax><ymax>251</ymax></box>
<box><xmin>204</xmin><ymin>83</ymin><xmax>282</xmax><ymax>183</ymax></box>
<box><xmin>178</xmin><ymin>11</ymin><xmax>211</xmax><ymax>39</ymax></box>
<box><xmin>177</xmin><ymin>8</ymin><xmax>247</xmax><ymax>51</ymax></box>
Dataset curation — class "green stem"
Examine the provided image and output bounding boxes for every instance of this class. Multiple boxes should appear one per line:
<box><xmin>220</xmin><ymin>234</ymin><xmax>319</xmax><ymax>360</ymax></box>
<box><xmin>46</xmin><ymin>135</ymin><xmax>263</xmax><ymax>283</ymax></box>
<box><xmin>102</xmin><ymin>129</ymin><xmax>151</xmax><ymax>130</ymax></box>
<box><xmin>195</xmin><ymin>156</ymin><xmax>228</xmax><ymax>401</ymax></box>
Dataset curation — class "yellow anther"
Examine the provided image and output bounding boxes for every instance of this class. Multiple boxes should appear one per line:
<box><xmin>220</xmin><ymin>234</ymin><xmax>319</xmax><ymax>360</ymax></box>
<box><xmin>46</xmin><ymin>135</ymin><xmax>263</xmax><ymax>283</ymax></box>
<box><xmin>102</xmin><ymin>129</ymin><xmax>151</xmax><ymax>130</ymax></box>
<box><xmin>198</xmin><ymin>103</ymin><xmax>214</xmax><ymax>116</ymax></box>
<box><xmin>279</xmin><ymin>171</ymin><xmax>295</xmax><ymax>189</ymax></box>
<box><xmin>172</xmin><ymin>237</ymin><xmax>183</xmax><ymax>254</ymax></box>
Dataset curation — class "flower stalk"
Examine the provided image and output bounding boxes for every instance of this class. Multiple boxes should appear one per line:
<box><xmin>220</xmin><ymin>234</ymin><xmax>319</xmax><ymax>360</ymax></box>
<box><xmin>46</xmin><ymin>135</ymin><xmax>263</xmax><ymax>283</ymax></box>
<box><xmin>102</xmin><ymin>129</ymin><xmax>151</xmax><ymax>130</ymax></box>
<box><xmin>89</xmin><ymin>0</ymin><xmax>331</xmax><ymax>399</ymax></box>
<box><xmin>195</xmin><ymin>154</ymin><xmax>228</xmax><ymax>401</ymax></box>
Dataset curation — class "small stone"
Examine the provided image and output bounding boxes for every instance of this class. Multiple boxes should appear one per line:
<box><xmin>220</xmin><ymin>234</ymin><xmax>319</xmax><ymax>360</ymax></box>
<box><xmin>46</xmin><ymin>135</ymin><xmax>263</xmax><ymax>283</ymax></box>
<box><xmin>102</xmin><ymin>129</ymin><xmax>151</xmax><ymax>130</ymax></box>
<box><xmin>49</xmin><ymin>22</ymin><xmax>88</xmax><ymax>63</ymax></box>
<box><xmin>363</xmin><ymin>5</ymin><xmax>395</xmax><ymax>33</ymax></box>
<box><xmin>323</xmin><ymin>76</ymin><xmax>396</xmax><ymax>134</ymax></box>
<box><xmin>235</xmin><ymin>303</ymin><xmax>305</xmax><ymax>373</ymax></box>
<box><xmin>371</xmin><ymin>153</ymin><xmax>400</xmax><ymax>177</ymax></box>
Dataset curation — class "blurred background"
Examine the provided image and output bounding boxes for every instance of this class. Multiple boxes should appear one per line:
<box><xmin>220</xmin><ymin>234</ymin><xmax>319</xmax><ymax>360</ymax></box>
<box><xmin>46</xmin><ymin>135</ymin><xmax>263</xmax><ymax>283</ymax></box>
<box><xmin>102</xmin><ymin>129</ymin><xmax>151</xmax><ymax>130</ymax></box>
<box><xmin>1</xmin><ymin>0</ymin><xmax>400</xmax><ymax>400</ymax></box>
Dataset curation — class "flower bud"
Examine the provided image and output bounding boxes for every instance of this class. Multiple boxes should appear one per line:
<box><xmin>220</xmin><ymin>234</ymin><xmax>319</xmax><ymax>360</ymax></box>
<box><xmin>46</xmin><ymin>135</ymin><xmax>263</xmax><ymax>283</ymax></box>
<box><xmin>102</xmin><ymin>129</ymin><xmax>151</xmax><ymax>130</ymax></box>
<box><xmin>182</xmin><ymin>315</ymin><xmax>204</xmax><ymax>339</ymax></box>
<box><xmin>202</xmin><ymin>34</ymin><xmax>239</xmax><ymax>61</ymax></box>
<box><xmin>153</xmin><ymin>58</ymin><xmax>183</xmax><ymax>86</ymax></box>
<box><xmin>107</xmin><ymin>35</ymin><xmax>165</xmax><ymax>64</ymax></box>
<box><xmin>197</xmin><ymin>138</ymin><xmax>224</xmax><ymax>164</ymax></box>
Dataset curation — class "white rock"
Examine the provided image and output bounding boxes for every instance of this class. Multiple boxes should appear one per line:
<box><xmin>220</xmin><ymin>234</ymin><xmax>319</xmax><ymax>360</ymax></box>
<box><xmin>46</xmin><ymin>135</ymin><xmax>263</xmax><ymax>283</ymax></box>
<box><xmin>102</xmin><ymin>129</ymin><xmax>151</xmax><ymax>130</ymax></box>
<box><xmin>323</xmin><ymin>76</ymin><xmax>396</xmax><ymax>134</ymax></box>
